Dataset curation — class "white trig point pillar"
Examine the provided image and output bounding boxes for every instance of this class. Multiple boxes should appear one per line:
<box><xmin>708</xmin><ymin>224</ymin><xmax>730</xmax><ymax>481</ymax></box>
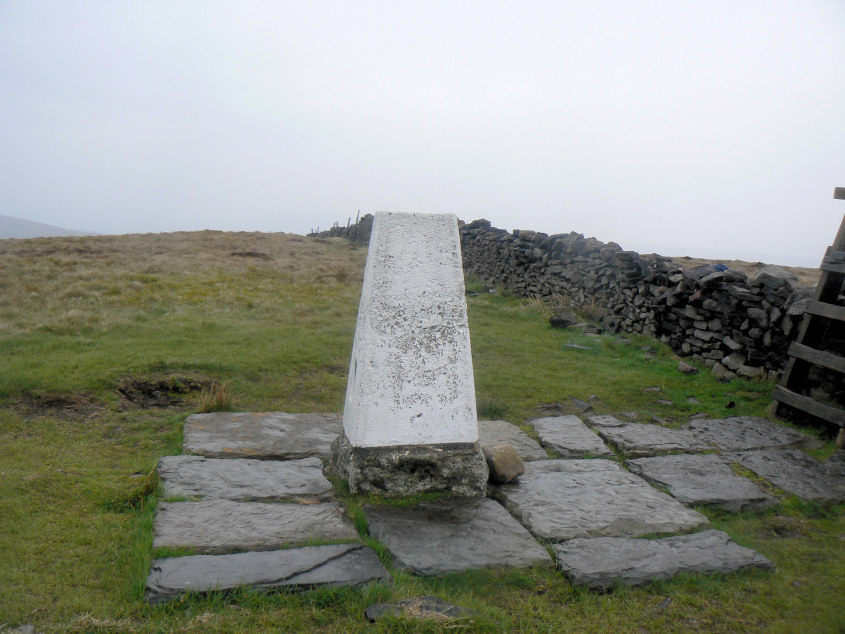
<box><xmin>332</xmin><ymin>211</ymin><xmax>488</xmax><ymax>496</ymax></box>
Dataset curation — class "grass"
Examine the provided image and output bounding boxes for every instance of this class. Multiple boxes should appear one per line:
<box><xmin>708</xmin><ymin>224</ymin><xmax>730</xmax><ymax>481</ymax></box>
<box><xmin>0</xmin><ymin>231</ymin><xmax>843</xmax><ymax>632</ymax></box>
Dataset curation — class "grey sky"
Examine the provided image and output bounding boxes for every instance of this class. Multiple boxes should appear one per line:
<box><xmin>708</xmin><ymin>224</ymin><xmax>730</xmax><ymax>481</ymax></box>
<box><xmin>2</xmin><ymin>1</ymin><xmax>843</xmax><ymax>265</ymax></box>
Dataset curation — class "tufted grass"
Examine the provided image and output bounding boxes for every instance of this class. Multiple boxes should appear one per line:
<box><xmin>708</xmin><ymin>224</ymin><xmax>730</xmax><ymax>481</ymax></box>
<box><xmin>0</xmin><ymin>231</ymin><xmax>842</xmax><ymax>632</ymax></box>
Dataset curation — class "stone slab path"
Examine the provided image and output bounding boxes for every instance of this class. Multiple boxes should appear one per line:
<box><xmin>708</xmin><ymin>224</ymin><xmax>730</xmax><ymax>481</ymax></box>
<box><xmin>145</xmin><ymin>410</ymin><xmax>822</xmax><ymax>603</ymax></box>
<box><xmin>158</xmin><ymin>455</ymin><xmax>334</xmax><ymax>502</ymax></box>
<box><xmin>364</xmin><ymin>497</ymin><xmax>552</xmax><ymax>576</ymax></box>
<box><xmin>491</xmin><ymin>459</ymin><xmax>709</xmax><ymax>541</ymax></box>
<box><xmin>585</xmin><ymin>416</ymin><xmax>710</xmax><ymax>457</ymax></box>
<box><xmin>553</xmin><ymin>530</ymin><xmax>774</xmax><ymax>590</ymax></box>
<box><xmin>529</xmin><ymin>415</ymin><xmax>612</xmax><ymax>458</ymax></box>
<box><xmin>627</xmin><ymin>454</ymin><xmax>777</xmax><ymax>512</ymax></box>
<box><xmin>183</xmin><ymin>412</ymin><xmax>342</xmax><ymax>460</ymax></box>
<box><xmin>145</xmin><ymin>544</ymin><xmax>390</xmax><ymax>604</ymax></box>
<box><xmin>730</xmin><ymin>448</ymin><xmax>845</xmax><ymax>502</ymax></box>
<box><xmin>477</xmin><ymin>419</ymin><xmax>548</xmax><ymax>461</ymax></box>
<box><xmin>153</xmin><ymin>500</ymin><xmax>358</xmax><ymax>554</ymax></box>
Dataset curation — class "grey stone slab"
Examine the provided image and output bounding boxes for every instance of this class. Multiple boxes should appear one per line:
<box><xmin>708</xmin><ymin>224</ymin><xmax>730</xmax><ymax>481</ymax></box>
<box><xmin>585</xmin><ymin>420</ymin><xmax>710</xmax><ymax>458</ymax></box>
<box><xmin>477</xmin><ymin>419</ymin><xmax>548</xmax><ymax>461</ymax></box>
<box><xmin>152</xmin><ymin>500</ymin><xmax>358</xmax><ymax>554</ymax></box>
<box><xmin>730</xmin><ymin>448</ymin><xmax>845</xmax><ymax>502</ymax></box>
<box><xmin>627</xmin><ymin>454</ymin><xmax>777</xmax><ymax>512</ymax></box>
<box><xmin>364</xmin><ymin>497</ymin><xmax>552</xmax><ymax>576</ymax></box>
<box><xmin>586</xmin><ymin>415</ymin><xmax>626</xmax><ymax>428</ymax></box>
<box><xmin>529</xmin><ymin>415</ymin><xmax>612</xmax><ymax>458</ymax></box>
<box><xmin>553</xmin><ymin>530</ymin><xmax>774</xmax><ymax>590</ymax></box>
<box><xmin>490</xmin><ymin>459</ymin><xmax>709</xmax><ymax>541</ymax></box>
<box><xmin>685</xmin><ymin>417</ymin><xmax>817</xmax><ymax>452</ymax></box>
<box><xmin>158</xmin><ymin>455</ymin><xmax>334</xmax><ymax>502</ymax></box>
<box><xmin>145</xmin><ymin>543</ymin><xmax>390</xmax><ymax>604</ymax></box>
<box><xmin>183</xmin><ymin>411</ymin><xmax>342</xmax><ymax>460</ymax></box>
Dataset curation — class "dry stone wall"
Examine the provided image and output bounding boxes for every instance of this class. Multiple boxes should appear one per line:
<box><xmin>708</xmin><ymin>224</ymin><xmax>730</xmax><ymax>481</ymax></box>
<box><xmin>459</xmin><ymin>219</ymin><xmax>811</xmax><ymax>382</ymax></box>
<box><xmin>310</xmin><ymin>215</ymin><xmax>811</xmax><ymax>381</ymax></box>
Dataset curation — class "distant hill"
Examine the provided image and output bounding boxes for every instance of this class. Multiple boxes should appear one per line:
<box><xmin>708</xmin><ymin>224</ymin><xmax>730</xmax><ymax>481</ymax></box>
<box><xmin>0</xmin><ymin>215</ymin><xmax>95</xmax><ymax>239</ymax></box>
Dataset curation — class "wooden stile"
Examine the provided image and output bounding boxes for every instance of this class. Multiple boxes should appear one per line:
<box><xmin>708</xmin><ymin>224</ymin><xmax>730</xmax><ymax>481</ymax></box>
<box><xmin>773</xmin><ymin>187</ymin><xmax>845</xmax><ymax>446</ymax></box>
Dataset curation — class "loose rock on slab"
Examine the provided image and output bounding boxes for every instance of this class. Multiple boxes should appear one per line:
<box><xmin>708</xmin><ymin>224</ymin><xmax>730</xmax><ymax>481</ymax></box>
<box><xmin>553</xmin><ymin>530</ymin><xmax>774</xmax><ymax>590</ymax></box>
<box><xmin>153</xmin><ymin>500</ymin><xmax>358</xmax><ymax>554</ymax></box>
<box><xmin>157</xmin><ymin>455</ymin><xmax>334</xmax><ymax>502</ymax></box>
<box><xmin>482</xmin><ymin>444</ymin><xmax>525</xmax><ymax>483</ymax></box>
<box><xmin>364</xmin><ymin>497</ymin><xmax>552</xmax><ymax>576</ymax></box>
<box><xmin>145</xmin><ymin>544</ymin><xmax>390</xmax><ymax>604</ymax></box>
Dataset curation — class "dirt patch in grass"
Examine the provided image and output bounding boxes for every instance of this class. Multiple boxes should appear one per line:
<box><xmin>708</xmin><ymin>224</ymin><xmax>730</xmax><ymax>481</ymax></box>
<box><xmin>230</xmin><ymin>251</ymin><xmax>272</xmax><ymax>260</ymax></box>
<box><xmin>14</xmin><ymin>392</ymin><xmax>104</xmax><ymax>421</ymax></box>
<box><xmin>116</xmin><ymin>373</ymin><xmax>210</xmax><ymax>409</ymax></box>
<box><xmin>753</xmin><ymin>514</ymin><xmax>813</xmax><ymax>538</ymax></box>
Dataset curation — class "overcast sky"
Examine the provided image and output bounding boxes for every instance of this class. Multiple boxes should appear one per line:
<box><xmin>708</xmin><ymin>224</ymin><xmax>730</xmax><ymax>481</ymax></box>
<box><xmin>2</xmin><ymin>1</ymin><xmax>843</xmax><ymax>265</ymax></box>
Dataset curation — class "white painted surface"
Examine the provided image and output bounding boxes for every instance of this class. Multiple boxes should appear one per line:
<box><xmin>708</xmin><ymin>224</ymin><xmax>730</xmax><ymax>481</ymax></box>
<box><xmin>343</xmin><ymin>212</ymin><xmax>478</xmax><ymax>448</ymax></box>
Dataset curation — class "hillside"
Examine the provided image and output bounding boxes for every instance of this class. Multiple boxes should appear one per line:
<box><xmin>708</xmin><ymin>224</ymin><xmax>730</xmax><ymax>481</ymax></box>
<box><xmin>0</xmin><ymin>230</ymin><xmax>841</xmax><ymax>632</ymax></box>
<box><xmin>0</xmin><ymin>214</ymin><xmax>94</xmax><ymax>239</ymax></box>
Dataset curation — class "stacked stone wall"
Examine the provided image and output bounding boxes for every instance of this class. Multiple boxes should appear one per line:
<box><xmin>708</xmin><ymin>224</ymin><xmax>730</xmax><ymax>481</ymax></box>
<box><xmin>459</xmin><ymin>219</ymin><xmax>811</xmax><ymax>382</ymax></box>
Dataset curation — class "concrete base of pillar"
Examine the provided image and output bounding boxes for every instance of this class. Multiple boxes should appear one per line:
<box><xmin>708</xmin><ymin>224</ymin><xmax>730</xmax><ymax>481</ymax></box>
<box><xmin>331</xmin><ymin>433</ymin><xmax>488</xmax><ymax>497</ymax></box>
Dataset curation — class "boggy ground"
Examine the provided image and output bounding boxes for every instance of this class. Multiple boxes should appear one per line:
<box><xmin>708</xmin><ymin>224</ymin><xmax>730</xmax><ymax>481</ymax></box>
<box><xmin>0</xmin><ymin>231</ymin><xmax>842</xmax><ymax>632</ymax></box>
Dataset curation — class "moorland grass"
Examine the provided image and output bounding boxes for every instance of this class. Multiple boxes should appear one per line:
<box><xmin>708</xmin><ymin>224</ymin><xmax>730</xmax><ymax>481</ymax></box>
<box><xmin>0</xmin><ymin>231</ymin><xmax>842</xmax><ymax>632</ymax></box>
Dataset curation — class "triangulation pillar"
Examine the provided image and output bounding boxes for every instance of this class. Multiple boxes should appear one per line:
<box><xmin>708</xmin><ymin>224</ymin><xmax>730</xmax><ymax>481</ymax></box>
<box><xmin>332</xmin><ymin>211</ymin><xmax>488</xmax><ymax>496</ymax></box>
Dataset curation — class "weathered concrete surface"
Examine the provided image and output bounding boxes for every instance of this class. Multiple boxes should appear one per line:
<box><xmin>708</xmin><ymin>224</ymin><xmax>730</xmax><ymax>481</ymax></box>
<box><xmin>553</xmin><ymin>530</ymin><xmax>774</xmax><ymax>590</ymax></box>
<box><xmin>158</xmin><ymin>455</ymin><xmax>334</xmax><ymax>502</ymax></box>
<box><xmin>343</xmin><ymin>212</ymin><xmax>478</xmax><ymax>448</ymax></box>
<box><xmin>364</xmin><ymin>498</ymin><xmax>552</xmax><ymax>576</ymax></box>
<box><xmin>365</xmin><ymin>596</ymin><xmax>477</xmax><ymax>623</ymax></box>
<box><xmin>478</xmin><ymin>419</ymin><xmax>548</xmax><ymax>461</ymax></box>
<box><xmin>584</xmin><ymin>417</ymin><xmax>710</xmax><ymax>457</ymax></box>
<box><xmin>145</xmin><ymin>544</ymin><xmax>390</xmax><ymax>604</ymax></box>
<box><xmin>331</xmin><ymin>433</ymin><xmax>487</xmax><ymax>497</ymax></box>
<box><xmin>530</xmin><ymin>415</ymin><xmax>612</xmax><ymax>458</ymax></box>
<box><xmin>730</xmin><ymin>448</ymin><xmax>845</xmax><ymax>502</ymax></box>
<box><xmin>152</xmin><ymin>500</ymin><xmax>358</xmax><ymax>554</ymax></box>
<box><xmin>490</xmin><ymin>459</ymin><xmax>709</xmax><ymax>541</ymax></box>
<box><xmin>183</xmin><ymin>412</ymin><xmax>342</xmax><ymax>460</ymax></box>
<box><xmin>685</xmin><ymin>417</ymin><xmax>817</xmax><ymax>452</ymax></box>
<box><xmin>627</xmin><ymin>454</ymin><xmax>776</xmax><ymax>512</ymax></box>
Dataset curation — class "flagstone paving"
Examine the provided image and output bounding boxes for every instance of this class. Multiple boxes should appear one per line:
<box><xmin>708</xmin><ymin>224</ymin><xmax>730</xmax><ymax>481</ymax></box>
<box><xmin>553</xmin><ymin>530</ymin><xmax>774</xmax><ymax>589</ymax></box>
<box><xmin>490</xmin><ymin>459</ymin><xmax>710</xmax><ymax>541</ymax></box>
<box><xmin>143</xmin><ymin>410</ymin><xmax>845</xmax><ymax>603</ymax></box>
<box><xmin>183</xmin><ymin>412</ymin><xmax>342</xmax><ymax>460</ymax></box>
<box><xmin>145</xmin><ymin>544</ymin><xmax>390</xmax><ymax>604</ymax></box>
<box><xmin>529</xmin><ymin>415</ymin><xmax>613</xmax><ymax>458</ymax></box>
<box><xmin>584</xmin><ymin>415</ymin><xmax>711</xmax><ymax>457</ymax></box>
<box><xmin>684</xmin><ymin>416</ymin><xmax>819</xmax><ymax>452</ymax></box>
<box><xmin>365</xmin><ymin>497</ymin><xmax>552</xmax><ymax>576</ymax></box>
<box><xmin>153</xmin><ymin>500</ymin><xmax>358</xmax><ymax>554</ymax></box>
<box><xmin>627</xmin><ymin>453</ymin><xmax>777</xmax><ymax>512</ymax></box>
<box><xmin>158</xmin><ymin>455</ymin><xmax>335</xmax><ymax>502</ymax></box>
<box><xmin>729</xmin><ymin>448</ymin><xmax>845</xmax><ymax>502</ymax></box>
